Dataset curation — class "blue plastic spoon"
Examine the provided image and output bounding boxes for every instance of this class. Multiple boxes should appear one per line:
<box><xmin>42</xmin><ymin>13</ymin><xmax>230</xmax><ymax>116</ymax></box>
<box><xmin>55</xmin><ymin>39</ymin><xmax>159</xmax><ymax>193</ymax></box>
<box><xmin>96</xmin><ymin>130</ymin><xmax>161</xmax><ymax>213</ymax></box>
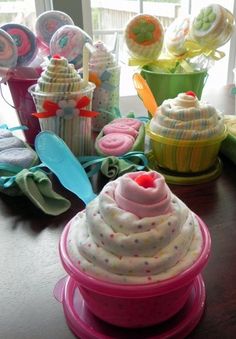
<box><xmin>35</xmin><ymin>131</ymin><xmax>97</xmax><ymax>205</ymax></box>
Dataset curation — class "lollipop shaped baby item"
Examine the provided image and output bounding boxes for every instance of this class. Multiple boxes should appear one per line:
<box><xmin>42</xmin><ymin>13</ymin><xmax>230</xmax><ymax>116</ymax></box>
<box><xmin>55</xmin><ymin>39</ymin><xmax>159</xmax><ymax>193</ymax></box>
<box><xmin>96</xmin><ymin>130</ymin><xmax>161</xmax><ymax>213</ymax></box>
<box><xmin>124</xmin><ymin>14</ymin><xmax>164</xmax><ymax>61</ymax></box>
<box><xmin>50</xmin><ymin>25</ymin><xmax>93</xmax><ymax>69</ymax></box>
<box><xmin>190</xmin><ymin>4</ymin><xmax>235</xmax><ymax>49</ymax></box>
<box><xmin>165</xmin><ymin>16</ymin><xmax>191</xmax><ymax>57</ymax></box>
<box><xmin>133</xmin><ymin>73</ymin><xmax>158</xmax><ymax>116</ymax></box>
<box><xmin>1</xmin><ymin>23</ymin><xmax>37</xmax><ymax>66</ymax></box>
<box><xmin>35</xmin><ymin>131</ymin><xmax>97</xmax><ymax>205</ymax></box>
<box><xmin>35</xmin><ymin>10</ymin><xmax>74</xmax><ymax>47</ymax></box>
<box><xmin>0</xmin><ymin>28</ymin><xmax>18</xmax><ymax>69</ymax></box>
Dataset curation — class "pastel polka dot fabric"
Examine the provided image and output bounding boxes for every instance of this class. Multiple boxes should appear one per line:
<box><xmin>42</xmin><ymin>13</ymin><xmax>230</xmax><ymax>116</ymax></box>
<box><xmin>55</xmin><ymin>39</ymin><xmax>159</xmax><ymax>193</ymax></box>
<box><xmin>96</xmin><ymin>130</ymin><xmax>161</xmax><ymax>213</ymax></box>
<box><xmin>67</xmin><ymin>171</ymin><xmax>203</xmax><ymax>284</ymax></box>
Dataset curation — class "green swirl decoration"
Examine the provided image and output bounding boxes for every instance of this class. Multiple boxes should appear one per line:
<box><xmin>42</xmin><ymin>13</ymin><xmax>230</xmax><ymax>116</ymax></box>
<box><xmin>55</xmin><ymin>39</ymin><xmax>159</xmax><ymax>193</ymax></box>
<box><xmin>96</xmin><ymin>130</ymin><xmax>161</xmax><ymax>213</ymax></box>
<box><xmin>59</xmin><ymin>35</ymin><xmax>69</xmax><ymax>48</ymax></box>
<box><xmin>132</xmin><ymin>19</ymin><xmax>155</xmax><ymax>43</ymax></box>
<box><xmin>194</xmin><ymin>6</ymin><xmax>217</xmax><ymax>31</ymax></box>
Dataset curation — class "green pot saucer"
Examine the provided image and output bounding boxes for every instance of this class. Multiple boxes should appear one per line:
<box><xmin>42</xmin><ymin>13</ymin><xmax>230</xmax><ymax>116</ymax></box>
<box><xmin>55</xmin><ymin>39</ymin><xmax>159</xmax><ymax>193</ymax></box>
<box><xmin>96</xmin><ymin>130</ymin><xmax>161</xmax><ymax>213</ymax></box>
<box><xmin>146</xmin><ymin>152</ymin><xmax>223</xmax><ymax>185</ymax></box>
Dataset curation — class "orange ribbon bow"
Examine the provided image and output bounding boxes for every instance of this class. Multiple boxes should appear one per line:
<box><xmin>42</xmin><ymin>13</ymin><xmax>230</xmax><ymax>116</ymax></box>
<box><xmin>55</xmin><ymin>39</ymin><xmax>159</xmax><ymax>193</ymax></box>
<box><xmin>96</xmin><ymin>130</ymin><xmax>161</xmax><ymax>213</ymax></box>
<box><xmin>32</xmin><ymin>96</ymin><xmax>99</xmax><ymax>119</ymax></box>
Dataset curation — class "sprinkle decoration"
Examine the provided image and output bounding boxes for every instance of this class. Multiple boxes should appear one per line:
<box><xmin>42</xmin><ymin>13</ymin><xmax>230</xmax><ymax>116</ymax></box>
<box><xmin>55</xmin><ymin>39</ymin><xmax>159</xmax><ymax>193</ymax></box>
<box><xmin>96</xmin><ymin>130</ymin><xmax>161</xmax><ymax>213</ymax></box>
<box><xmin>32</xmin><ymin>96</ymin><xmax>99</xmax><ymax>119</ymax></box>
<box><xmin>135</xmin><ymin>173</ymin><xmax>155</xmax><ymax>188</ymax></box>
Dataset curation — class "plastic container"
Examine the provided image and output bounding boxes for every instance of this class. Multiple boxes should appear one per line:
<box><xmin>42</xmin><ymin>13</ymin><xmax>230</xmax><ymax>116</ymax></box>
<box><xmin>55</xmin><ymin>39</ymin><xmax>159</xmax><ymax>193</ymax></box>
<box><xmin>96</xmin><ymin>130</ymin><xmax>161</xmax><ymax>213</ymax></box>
<box><xmin>59</xmin><ymin>214</ymin><xmax>211</xmax><ymax>328</ymax></box>
<box><xmin>146</xmin><ymin>123</ymin><xmax>227</xmax><ymax>173</ymax></box>
<box><xmin>6</xmin><ymin>67</ymin><xmax>42</xmax><ymax>145</ymax></box>
<box><xmin>54</xmin><ymin>274</ymin><xmax>206</xmax><ymax>338</ymax></box>
<box><xmin>141</xmin><ymin>66</ymin><xmax>208</xmax><ymax>106</ymax></box>
<box><xmin>91</xmin><ymin>64</ymin><xmax>121</xmax><ymax>132</ymax></box>
<box><xmin>147</xmin><ymin>151</ymin><xmax>223</xmax><ymax>185</ymax></box>
<box><xmin>29</xmin><ymin>82</ymin><xmax>95</xmax><ymax>156</ymax></box>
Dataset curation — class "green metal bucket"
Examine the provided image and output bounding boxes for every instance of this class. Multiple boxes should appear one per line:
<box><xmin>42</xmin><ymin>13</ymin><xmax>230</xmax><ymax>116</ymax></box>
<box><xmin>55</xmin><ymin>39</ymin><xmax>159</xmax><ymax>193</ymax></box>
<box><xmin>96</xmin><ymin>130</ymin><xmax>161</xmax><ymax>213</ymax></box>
<box><xmin>141</xmin><ymin>65</ymin><xmax>208</xmax><ymax>106</ymax></box>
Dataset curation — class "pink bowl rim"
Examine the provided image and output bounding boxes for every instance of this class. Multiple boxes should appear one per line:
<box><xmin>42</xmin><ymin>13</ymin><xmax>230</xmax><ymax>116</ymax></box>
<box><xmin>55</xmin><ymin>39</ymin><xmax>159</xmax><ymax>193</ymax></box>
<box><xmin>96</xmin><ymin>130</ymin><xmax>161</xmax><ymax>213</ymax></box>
<box><xmin>59</xmin><ymin>214</ymin><xmax>211</xmax><ymax>298</ymax></box>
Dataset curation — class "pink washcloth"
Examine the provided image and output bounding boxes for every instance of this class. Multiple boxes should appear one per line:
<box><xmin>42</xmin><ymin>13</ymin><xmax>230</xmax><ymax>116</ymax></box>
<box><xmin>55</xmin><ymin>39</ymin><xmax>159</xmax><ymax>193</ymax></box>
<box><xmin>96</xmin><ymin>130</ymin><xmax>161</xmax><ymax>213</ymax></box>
<box><xmin>114</xmin><ymin>172</ymin><xmax>172</xmax><ymax>218</ymax></box>
<box><xmin>97</xmin><ymin>133</ymin><xmax>135</xmax><ymax>156</ymax></box>
<box><xmin>110</xmin><ymin>117</ymin><xmax>142</xmax><ymax>130</ymax></box>
<box><xmin>103</xmin><ymin>122</ymin><xmax>138</xmax><ymax>137</ymax></box>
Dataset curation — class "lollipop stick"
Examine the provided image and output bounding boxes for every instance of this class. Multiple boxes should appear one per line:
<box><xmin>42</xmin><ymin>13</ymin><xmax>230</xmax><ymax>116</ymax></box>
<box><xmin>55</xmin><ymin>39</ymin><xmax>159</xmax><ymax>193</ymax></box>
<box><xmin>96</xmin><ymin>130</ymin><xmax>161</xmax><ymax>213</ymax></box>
<box><xmin>83</xmin><ymin>42</ymin><xmax>95</xmax><ymax>86</ymax></box>
<box><xmin>111</xmin><ymin>32</ymin><xmax>119</xmax><ymax>62</ymax></box>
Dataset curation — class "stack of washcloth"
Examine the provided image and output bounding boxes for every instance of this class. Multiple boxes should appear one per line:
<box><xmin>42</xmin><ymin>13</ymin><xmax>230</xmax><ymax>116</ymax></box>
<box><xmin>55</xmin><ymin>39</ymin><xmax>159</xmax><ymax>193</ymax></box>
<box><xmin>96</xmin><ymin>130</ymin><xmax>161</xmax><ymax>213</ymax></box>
<box><xmin>0</xmin><ymin>127</ymin><xmax>70</xmax><ymax>215</ymax></box>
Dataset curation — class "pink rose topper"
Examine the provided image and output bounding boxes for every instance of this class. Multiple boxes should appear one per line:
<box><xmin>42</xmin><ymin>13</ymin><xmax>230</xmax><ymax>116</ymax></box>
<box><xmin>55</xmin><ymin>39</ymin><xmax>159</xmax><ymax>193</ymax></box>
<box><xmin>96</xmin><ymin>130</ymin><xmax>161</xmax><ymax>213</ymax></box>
<box><xmin>134</xmin><ymin>173</ymin><xmax>155</xmax><ymax>188</ymax></box>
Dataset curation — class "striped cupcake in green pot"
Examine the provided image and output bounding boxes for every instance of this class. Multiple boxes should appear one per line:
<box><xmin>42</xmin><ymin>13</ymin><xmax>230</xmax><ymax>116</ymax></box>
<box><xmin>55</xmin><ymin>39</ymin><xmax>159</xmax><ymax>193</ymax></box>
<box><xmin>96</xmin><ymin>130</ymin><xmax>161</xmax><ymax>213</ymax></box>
<box><xmin>146</xmin><ymin>91</ymin><xmax>227</xmax><ymax>174</ymax></box>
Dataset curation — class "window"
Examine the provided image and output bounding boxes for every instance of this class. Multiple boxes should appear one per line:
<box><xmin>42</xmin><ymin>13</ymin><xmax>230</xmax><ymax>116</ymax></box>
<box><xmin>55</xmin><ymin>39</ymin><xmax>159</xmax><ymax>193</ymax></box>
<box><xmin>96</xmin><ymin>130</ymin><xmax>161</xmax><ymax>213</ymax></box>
<box><xmin>0</xmin><ymin>0</ymin><xmax>52</xmax><ymax>28</ymax></box>
<box><xmin>89</xmin><ymin>0</ymin><xmax>236</xmax><ymax>97</ymax></box>
<box><xmin>0</xmin><ymin>0</ymin><xmax>52</xmax><ymax>129</ymax></box>
<box><xmin>0</xmin><ymin>0</ymin><xmax>235</xmax><ymax>118</ymax></box>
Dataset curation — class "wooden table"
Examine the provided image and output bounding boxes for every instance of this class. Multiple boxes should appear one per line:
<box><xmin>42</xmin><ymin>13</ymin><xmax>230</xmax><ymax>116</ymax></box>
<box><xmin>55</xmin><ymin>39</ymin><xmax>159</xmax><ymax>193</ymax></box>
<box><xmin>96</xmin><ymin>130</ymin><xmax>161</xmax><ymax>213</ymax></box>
<box><xmin>1</xmin><ymin>160</ymin><xmax>236</xmax><ymax>339</ymax></box>
<box><xmin>1</xmin><ymin>87</ymin><xmax>236</xmax><ymax>338</ymax></box>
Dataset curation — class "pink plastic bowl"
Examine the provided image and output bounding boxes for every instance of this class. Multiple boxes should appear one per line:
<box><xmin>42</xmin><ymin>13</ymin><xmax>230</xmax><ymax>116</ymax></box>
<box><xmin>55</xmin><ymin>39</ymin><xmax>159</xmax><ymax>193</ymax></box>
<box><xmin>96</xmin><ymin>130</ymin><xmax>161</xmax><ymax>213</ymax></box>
<box><xmin>59</xmin><ymin>214</ymin><xmax>211</xmax><ymax>328</ymax></box>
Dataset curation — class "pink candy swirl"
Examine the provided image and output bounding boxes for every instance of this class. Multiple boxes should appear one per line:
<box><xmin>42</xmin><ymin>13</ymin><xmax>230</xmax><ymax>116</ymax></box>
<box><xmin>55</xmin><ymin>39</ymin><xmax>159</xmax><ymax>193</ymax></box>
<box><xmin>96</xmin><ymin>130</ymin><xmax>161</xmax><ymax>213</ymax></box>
<box><xmin>97</xmin><ymin>133</ymin><xmax>135</xmax><ymax>156</ymax></box>
<box><xmin>110</xmin><ymin>117</ymin><xmax>142</xmax><ymax>130</ymax></box>
<box><xmin>114</xmin><ymin>171</ymin><xmax>172</xmax><ymax>218</ymax></box>
<box><xmin>96</xmin><ymin>117</ymin><xmax>143</xmax><ymax>155</ymax></box>
<box><xmin>103</xmin><ymin>122</ymin><xmax>138</xmax><ymax>137</ymax></box>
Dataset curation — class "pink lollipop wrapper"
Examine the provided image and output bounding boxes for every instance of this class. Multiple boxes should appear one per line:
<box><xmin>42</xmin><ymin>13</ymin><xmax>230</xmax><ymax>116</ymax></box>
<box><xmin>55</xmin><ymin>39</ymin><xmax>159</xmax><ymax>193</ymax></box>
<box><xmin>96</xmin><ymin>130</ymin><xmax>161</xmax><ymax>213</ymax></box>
<box><xmin>35</xmin><ymin>10</ymin><xmax>74</xmax><ymax>46</ymax></box>
<box><xmin>1</xmin><ymin>23</ymin><xmax>37</xmax><ymax>66</ymax></box>
<box><xmin>50</xmin><ymin>25</ymin><xmax>92</xmax><ymax>69</ymax></box>
<box><xmin>0</xmin><ymin>28</ymin><xmax>17</xmax><ymax>69</ymax></box>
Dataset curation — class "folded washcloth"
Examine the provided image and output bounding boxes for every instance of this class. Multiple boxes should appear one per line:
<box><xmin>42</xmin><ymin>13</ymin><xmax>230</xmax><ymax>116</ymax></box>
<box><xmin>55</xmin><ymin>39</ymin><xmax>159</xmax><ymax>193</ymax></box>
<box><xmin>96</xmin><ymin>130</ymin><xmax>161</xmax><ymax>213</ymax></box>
<box><xmin>0</xmin><ymin>136</ymin><xmax>25</xmax><ymax>151</ymax></box>
<box><xmin>0</xmin><ymin>126</ymin><xmax>71</xmax><ymax>215</ymax></box>
<box><xmin>0</xmin><ymin>129</ymin><xmax>13</xmax><ymax>138</ymax></box>
<box><xmin>15</xmin><ymin>169</ymin><xmax>71</xmax><ymax>216</ymax></box>
<box><xmin>95</xmin><ymin>118</ymin><xmax>145</xmax><ymax>156</ymax></box>
<box><xmin>0</xmin><ymin>147</ymin><xmax>38</xmax><ymax>170</ymax></box>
